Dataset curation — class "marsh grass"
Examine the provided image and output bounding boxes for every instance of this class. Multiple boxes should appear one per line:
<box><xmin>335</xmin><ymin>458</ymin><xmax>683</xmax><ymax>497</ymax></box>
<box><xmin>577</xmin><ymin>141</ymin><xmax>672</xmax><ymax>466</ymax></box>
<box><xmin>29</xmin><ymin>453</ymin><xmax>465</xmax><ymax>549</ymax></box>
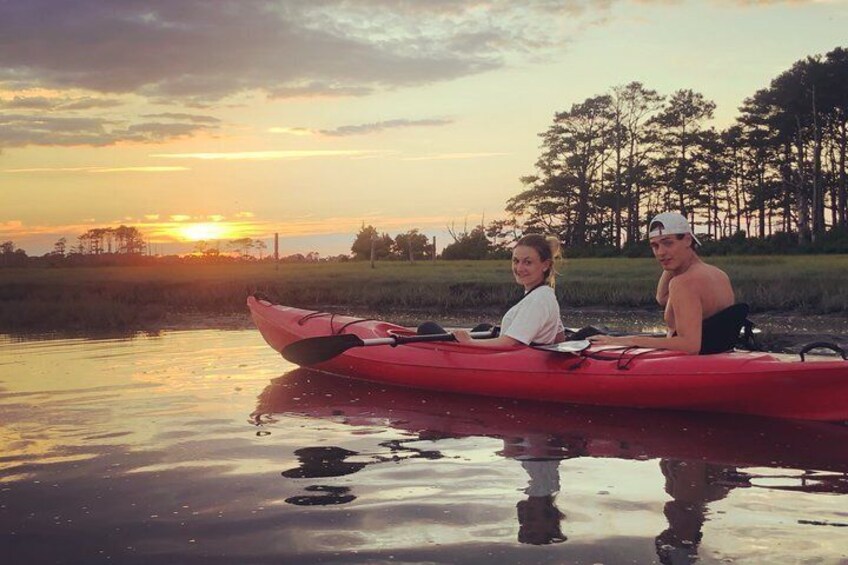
<box><xmin>1</xmin><ymin>255</ymin><xmax>846</xmax><ymax>332</ymax></box>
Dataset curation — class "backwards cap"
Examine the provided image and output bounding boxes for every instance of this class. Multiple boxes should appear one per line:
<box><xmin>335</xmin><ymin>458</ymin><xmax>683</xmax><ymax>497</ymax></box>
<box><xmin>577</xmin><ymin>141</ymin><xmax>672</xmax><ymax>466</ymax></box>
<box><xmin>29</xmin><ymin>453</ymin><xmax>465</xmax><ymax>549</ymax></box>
<box><xmin>648</xmin><ymin>212</ymin><xmax>701</xmax><ymax>246</ymax></box>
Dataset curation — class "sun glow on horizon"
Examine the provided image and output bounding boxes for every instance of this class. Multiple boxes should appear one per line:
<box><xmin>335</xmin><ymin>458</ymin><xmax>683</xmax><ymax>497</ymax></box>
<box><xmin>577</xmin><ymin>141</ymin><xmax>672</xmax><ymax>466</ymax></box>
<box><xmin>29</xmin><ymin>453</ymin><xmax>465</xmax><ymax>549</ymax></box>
<box><xmin>178</xmin><ymin>222</ymin><xmax>233</xmax><ymax>242</ymax></box>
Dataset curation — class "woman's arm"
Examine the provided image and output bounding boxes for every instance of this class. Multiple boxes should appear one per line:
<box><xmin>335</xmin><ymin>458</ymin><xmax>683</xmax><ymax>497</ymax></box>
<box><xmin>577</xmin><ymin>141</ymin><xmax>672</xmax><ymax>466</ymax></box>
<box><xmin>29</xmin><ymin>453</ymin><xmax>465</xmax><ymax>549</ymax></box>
<box><xmin>590</xmin><ymin>279</ymin><xmax>703</xmax><ymax>354</ymax></box>
<box><xmin>453</xmin><ymin>330</ymin><xmax>523</xmax><ymax>348</ymax></box>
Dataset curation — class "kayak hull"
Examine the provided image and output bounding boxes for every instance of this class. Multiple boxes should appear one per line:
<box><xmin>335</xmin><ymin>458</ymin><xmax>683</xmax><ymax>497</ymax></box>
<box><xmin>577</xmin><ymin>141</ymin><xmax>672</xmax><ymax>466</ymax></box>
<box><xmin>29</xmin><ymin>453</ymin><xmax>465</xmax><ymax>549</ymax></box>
<box><xmin>247</xmin><ymin>296</ymin><xmax>848</xmax><ymax>421</ymax></box>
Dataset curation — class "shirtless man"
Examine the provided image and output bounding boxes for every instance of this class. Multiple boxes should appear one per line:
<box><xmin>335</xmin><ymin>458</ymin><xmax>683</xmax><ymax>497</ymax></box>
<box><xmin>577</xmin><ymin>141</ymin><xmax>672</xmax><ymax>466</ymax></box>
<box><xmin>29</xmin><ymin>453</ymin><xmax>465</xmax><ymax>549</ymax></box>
<box><xmin>590</xmin><ymin>212</ymin><xmax>735</xmax><ymax>354</ymax></box>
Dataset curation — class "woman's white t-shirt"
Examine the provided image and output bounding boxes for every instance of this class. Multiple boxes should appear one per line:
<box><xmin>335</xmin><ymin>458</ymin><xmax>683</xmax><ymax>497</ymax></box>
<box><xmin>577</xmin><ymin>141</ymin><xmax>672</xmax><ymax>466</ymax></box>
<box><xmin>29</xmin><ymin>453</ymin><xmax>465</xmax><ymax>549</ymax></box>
<box><xmin>500</xmin><ymin>286</ymin><xmax>564</xmax><ymax>345</ymax></box>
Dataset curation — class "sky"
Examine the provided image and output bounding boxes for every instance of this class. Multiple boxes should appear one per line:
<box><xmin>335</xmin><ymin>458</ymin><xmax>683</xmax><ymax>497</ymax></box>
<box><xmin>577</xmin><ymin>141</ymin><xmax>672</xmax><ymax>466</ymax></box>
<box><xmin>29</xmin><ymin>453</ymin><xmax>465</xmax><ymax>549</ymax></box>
<box><xmin>2</xmin><ymin>0</ymin><xmax>847</xmax><ymax>257</ymax></box>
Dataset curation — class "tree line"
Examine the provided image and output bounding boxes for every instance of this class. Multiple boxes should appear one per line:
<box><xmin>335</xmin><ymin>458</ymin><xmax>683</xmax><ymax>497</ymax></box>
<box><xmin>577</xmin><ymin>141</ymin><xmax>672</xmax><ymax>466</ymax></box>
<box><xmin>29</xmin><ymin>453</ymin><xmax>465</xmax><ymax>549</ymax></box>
<box><xmin>0</xmin><ymin>228</ymin><xmax>340</xmax><ymax>267</ymax></box>
<box><xmin>352</xmin><ymin>46</ymin><xmax>848</xmax><ymax>261</ymax></box>
<box><xmin>504</xmin><ymin>46</ymin><xmax>848</xmax><ymax>253</ymax></box>
<box><xmin>350</xmin><ymin>226</ymin><xmax>436</xmax><ymax>261</ymax></box>
<box><xmin>350</xmin><ymin>222</ymin><xmax>514</xmax><ymax>261</ymax></box>
<box><xmin>73</xmin><ymin>226</ymin><xmax>147</xmax><ymax>255</ymax></box>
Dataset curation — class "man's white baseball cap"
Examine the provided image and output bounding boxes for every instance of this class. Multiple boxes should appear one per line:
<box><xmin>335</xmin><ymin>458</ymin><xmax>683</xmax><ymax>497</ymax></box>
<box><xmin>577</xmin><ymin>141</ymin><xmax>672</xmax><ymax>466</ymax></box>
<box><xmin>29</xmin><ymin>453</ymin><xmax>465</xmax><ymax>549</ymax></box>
<box><xmin>648</xmin><ymin>212</ymin><xmax>702</xmax><ymax>246</ymax></box>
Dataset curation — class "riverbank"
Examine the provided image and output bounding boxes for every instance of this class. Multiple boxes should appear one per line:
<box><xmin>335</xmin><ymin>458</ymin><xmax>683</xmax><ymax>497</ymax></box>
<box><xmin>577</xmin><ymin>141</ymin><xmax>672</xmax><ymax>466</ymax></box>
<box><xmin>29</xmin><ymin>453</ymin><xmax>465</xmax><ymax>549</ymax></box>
<box><xmin>10</xmin><ymin>308</ymin><xmax>846</xmax><ymax>355</ymax></box>
<box><xmin>1</xmin><ymin>255</ymin><xmax>846</xmax><ymax>335</ymax></box>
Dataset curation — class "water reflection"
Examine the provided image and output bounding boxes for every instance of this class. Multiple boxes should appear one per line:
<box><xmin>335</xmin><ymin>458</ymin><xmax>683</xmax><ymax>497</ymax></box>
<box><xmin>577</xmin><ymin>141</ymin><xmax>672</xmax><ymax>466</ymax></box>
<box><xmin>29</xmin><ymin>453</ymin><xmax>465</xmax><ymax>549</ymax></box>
<box><xmin>5</xmin><ymin>331</ymin><xmax>848</xmax><ymax>564</ymax></box>
<box><xmin>654</xmin><ymin>460</ymin><xmax>740</xmax><ymax>564</ymax></box>
<box><xmin>254</xmin><ymin>368</ymin><xmax>848</xmax><ymax>555</ymax></box>
<box><xmin>281</xmin><ymin>442</ymin><xmax>444</xmax><ymax>506</ymax></box>
<box><xmin>516</xmin><ymin>460</ymin><xmax>567</xmax><ymax>545</ymax></box>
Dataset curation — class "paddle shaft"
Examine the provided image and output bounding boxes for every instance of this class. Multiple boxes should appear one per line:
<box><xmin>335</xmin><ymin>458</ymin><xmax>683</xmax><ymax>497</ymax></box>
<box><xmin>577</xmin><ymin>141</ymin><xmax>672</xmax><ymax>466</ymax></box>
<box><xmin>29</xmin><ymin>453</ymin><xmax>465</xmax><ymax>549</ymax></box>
<box><xmin>282</xmin><ymin>329</ymin><xmax>495</xmax><ymax>365</ymax></box>
<box><xmin>363</xmin><ymin>330</ymin><xmax>494</xmax><ymax>347</ymax></box>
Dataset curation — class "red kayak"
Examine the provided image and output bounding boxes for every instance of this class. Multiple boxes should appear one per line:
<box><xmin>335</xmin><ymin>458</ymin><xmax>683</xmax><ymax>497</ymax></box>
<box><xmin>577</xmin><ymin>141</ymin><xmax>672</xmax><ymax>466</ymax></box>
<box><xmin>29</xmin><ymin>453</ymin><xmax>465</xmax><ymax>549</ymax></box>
<box><xmin>247</xmin><ymin>296</ymin><xmax>848</xmax><ymax>421</ymax></box>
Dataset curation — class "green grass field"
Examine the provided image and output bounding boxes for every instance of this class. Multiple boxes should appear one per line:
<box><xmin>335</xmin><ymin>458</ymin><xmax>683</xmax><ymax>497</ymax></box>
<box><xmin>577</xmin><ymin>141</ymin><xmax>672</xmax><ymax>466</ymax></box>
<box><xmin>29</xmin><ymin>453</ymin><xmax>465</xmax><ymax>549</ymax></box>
<box><xmin>1</xmin><ymin>255</ymin><xmax>847</xmax><ymax>332</ymax></box>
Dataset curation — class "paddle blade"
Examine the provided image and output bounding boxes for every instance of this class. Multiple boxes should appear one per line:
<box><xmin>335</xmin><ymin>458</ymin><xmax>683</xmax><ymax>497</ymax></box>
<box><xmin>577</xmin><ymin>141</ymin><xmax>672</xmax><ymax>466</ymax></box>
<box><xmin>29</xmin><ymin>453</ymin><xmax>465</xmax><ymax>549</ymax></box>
<box><xmin>534</xmin><ymin>339</ymin><xmax>591</xmax><ymax>354</ymax></box>
<box><xmin>282</xmin><ymin>334</ymin><xmax>366</xmax><ymax>366</ymax></box>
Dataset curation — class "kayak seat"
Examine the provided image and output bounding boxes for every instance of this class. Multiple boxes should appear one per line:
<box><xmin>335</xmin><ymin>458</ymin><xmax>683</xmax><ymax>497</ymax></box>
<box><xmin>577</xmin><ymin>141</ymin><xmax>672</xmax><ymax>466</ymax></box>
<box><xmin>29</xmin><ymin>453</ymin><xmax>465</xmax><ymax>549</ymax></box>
<box><xmin>417</xmin><ymin>321</ymin><xmax>498</xmax><ymax>336</ymax></box>
<box><xmin>417</xmin><ymin>321</ymin><xmax>448</xmax><ymax>335</ymax></box>
<box><xmin>700</xmin><ymin>303</ymin><xmax>752</xmax><ymax>354</ymax></box>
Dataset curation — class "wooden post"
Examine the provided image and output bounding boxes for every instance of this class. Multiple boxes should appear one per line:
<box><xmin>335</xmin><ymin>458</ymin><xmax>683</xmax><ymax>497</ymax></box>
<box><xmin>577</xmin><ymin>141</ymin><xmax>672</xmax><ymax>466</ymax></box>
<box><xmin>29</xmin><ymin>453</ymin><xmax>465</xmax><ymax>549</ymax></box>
<box><xmin>432</xmin><ymin>236</ymin><xmax>436</xmax><ymax>261</ymax></box>
<box><xmin>274</xmin><ymin>233</ymin><xmax>279</xmax><ymax>271</ymax></box>
<box><xmin>370</xmin><ymin>235</ymin><xmax>376</xmax><ymax>269</ymax></box>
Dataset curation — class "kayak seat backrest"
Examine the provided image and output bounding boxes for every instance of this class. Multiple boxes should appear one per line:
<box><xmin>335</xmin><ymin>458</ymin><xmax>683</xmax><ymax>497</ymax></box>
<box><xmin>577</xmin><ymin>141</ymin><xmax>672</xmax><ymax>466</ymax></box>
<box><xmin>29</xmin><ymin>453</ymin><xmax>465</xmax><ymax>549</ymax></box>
<box><xmin>700</xmin><ymin>303</ymin><xmax>751</xmax><ymax>354</ymax></box>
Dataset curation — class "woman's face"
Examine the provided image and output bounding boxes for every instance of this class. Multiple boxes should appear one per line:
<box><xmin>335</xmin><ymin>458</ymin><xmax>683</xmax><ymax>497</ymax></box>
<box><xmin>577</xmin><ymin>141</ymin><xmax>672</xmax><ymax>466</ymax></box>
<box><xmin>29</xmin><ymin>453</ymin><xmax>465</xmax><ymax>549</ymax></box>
<box><xmin>512</xmin><ymin>245</ymin><xmax>550</xmax><ymax>290</ymax></box>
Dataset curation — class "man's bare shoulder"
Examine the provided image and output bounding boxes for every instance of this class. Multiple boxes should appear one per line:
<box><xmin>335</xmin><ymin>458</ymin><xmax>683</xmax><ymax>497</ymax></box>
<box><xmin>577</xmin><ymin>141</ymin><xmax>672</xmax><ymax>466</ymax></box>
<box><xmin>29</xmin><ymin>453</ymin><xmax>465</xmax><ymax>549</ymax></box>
<box><xmin>700</xmin><ymin>262</ymin><xmax>731</xmax><ymax>283</ymax></box>
<box><xmin>667</xmin><ymin>273</ymin><xmax>698</xmax><ymax>295</ymax></box>
<box><xmin>676</xmin><ymin>261</ymin><xmax>729</xmax><ymax>283</ymax></box>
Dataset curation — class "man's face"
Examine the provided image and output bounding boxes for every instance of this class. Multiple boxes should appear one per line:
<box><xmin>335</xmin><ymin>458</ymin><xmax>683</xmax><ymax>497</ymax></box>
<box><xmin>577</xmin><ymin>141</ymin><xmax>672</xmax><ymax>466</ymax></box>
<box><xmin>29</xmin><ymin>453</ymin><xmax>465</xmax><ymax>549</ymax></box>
<box><xmin>650</xmin><ymin>234</ymin><xmax>691</xmax><ymax>270</ymax></box>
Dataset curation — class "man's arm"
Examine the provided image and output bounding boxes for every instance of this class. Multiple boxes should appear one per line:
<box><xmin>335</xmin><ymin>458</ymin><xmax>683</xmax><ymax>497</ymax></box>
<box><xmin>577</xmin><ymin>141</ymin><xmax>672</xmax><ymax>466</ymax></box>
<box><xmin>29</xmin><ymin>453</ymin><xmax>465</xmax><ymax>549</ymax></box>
<box><xmin>656</xmin><ymin>270</ymin><xmax>674</xmax><ymax>306</ymax></box>
<box><xmin>590</xmin><ymin>278</ymin><xmax>703</xmax><ymax>354</ymax></box>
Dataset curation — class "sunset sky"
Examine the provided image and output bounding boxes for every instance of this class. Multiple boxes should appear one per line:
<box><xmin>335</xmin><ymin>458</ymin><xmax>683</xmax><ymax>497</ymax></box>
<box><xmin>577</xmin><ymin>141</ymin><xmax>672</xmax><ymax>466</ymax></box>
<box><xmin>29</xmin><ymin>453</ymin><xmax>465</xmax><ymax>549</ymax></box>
<box><xmin>2</xmin><ymin>0</ymin><xmax>846</xmax><ymax>257</ymax></box>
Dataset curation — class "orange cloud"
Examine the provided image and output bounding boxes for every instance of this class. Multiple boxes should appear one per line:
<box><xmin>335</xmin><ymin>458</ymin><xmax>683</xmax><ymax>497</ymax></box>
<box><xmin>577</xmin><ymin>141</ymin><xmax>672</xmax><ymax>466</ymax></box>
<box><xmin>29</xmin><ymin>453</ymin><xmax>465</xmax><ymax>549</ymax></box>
<box><xmin>149</xmin><ymin>150</ymin><xmax>382</xmax><ymax>161</ymax></box>
<box><xmin>268</xmin><ymin>127</ymin><xmax>315</xmax><ymax>136</ymax></box>
<box><xmin>401</xmin><ymin>152</ymin><xmax>508</xmax><ymax>161</ymax></box>
<box><xmin>2</xmin><ymin>166</ymin><xmax>190</xmax><ymax>173</ymax></box>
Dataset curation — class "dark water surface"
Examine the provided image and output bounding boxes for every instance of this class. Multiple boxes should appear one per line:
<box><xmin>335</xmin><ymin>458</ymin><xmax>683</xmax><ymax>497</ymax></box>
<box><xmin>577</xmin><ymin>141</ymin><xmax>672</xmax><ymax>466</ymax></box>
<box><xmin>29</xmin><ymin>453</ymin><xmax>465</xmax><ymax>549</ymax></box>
<box><xmin>2</xmin><ymin>329</ymin><xmax>848</xmax><ymax>564</ymax></box>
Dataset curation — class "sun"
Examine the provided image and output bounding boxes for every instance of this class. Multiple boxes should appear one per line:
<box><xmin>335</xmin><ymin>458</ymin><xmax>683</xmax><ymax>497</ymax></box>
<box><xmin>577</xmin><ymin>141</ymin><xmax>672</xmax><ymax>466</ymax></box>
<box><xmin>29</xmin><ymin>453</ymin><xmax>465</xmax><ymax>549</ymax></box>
<box><xmin>179</xmin><ymin>222</ymin><xmax>229</xmax><ymax>242</ymax></box>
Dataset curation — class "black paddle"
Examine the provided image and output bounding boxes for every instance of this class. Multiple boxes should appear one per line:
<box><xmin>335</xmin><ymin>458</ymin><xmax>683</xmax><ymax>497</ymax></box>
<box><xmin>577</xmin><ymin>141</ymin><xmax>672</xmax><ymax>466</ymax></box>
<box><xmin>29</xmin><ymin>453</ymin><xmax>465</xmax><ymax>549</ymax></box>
<box><xmin>282</xmin><ymin>331</ymin><xmax>493</xmax><ymax>366</ymax></box>
<box><xmin>281</xmin><ymin>331</ymin><xmax>593</xmax><ymax>366</ymax></box>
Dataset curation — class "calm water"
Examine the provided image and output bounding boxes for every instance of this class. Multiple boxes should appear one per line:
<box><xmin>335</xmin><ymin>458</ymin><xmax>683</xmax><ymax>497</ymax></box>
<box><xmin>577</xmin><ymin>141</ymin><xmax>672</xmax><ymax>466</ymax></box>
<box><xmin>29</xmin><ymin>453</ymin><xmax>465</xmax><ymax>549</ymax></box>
<box><xmin>2</xmin><ymin>329</ymin><xmax>848</xmax><ymax>564</ymax></box>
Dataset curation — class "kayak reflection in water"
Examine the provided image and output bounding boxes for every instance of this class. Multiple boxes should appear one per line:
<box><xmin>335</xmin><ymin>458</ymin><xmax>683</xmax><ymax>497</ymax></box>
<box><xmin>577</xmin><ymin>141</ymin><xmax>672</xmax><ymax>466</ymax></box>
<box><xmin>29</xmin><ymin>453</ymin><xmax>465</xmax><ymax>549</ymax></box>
<box><xmin>424</xmin><ymin>233</ymin><xmax>566</xmax><ymax>348</ymax></box>
<box><xmin>590</xmin><ymin>211</ymin><xmax>739</xmax><ymax>355</ymax></box>
<box><xmin>256</xmin><ymin>371</ymin><xmax>848</xmax><ymax>547</ymax></box>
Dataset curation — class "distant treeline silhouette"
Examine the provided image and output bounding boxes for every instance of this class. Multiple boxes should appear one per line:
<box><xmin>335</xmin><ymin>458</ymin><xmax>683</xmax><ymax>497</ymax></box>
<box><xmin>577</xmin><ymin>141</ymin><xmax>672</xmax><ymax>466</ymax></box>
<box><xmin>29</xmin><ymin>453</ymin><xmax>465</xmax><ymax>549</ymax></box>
<box><xmin>0</xmin><ymin>227</ymin><xmax>346</xmax><ymax>267</ymax></box>
<box><xmin>497</xmin><ymin>46</ymin><xmax>848</xmax><ymax>254</ymax></box>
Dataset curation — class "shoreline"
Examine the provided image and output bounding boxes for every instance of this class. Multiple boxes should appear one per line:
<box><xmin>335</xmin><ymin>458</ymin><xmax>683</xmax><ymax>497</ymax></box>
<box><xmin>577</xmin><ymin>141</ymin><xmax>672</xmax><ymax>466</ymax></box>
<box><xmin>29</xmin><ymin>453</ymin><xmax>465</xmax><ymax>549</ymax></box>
<box><xmin>2</xmin><ymin>257</ymin><xmax>846</xmax><ymax>334</ymax></box>
<box><xmin>4</xmin><ymin>306</ymin><xmax>846</xmax><ymax>353</ymax></box>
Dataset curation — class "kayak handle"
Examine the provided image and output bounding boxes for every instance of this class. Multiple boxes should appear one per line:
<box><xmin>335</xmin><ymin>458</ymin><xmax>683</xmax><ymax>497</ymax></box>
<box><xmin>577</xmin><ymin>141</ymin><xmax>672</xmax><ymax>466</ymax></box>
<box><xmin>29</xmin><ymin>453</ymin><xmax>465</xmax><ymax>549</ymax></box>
<box><xmin>799</xmin><ymin>342</ymin><xmax>848</xmax><ymax>362</ymax></box>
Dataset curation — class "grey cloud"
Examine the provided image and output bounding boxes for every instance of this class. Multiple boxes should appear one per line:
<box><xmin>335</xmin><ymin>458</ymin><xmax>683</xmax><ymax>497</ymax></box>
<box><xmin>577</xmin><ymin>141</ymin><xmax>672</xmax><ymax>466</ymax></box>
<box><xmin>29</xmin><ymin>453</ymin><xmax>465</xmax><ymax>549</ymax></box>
<box><xmin>320</xmin><ymin>118</ymin><xmax>454</xmax><ymax>136</ymax></box>
<box><xmin>0</xmin><ymin>113</ymin><xmax>215</xmax><ymax>148</ymax></box>
<box><xmin>126</xmin><ymin>122</ymin><xmax>211</xmax><ymax>141</ymax></box>
<box><xmin>0</xmin><ymin>95</ymin><xmax>124</xmax><ymax>111</ymax></box>
<box><xmin>0</xmin><ymin>114</ymin><xmax>119</xmax><ymax>147</ymax></box>
<box><xmin>2</xmin><ymin>96</ymin><xmax>55</xmax><ymax>110</ymax></box>
<box><xmin>268</xmin><ymin>82</ymin><xmax>375</xmax><ymax>99</ymax></box>
<box><xmin>61</xmin><ymin>98</ymin><xmax>125</xmax><ymax>111</ymax></box>
<box><xmin>712</xmin><ymin>0</ymin><xmax>815</xmax><ymax>4</ymax></box>
<box><xmin>0</xmin><ymin>0</ymin><xmax>594</xmax><ymax>102</ymax></box>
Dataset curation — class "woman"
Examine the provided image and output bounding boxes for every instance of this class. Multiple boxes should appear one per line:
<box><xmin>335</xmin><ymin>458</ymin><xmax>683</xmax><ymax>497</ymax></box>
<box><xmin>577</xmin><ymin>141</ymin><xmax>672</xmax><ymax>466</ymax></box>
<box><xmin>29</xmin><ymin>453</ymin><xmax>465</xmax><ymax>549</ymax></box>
<box><xmin>453</xmin><ymin>234</ymin><xmax>565</xmax><ymax>348</ymax></box>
